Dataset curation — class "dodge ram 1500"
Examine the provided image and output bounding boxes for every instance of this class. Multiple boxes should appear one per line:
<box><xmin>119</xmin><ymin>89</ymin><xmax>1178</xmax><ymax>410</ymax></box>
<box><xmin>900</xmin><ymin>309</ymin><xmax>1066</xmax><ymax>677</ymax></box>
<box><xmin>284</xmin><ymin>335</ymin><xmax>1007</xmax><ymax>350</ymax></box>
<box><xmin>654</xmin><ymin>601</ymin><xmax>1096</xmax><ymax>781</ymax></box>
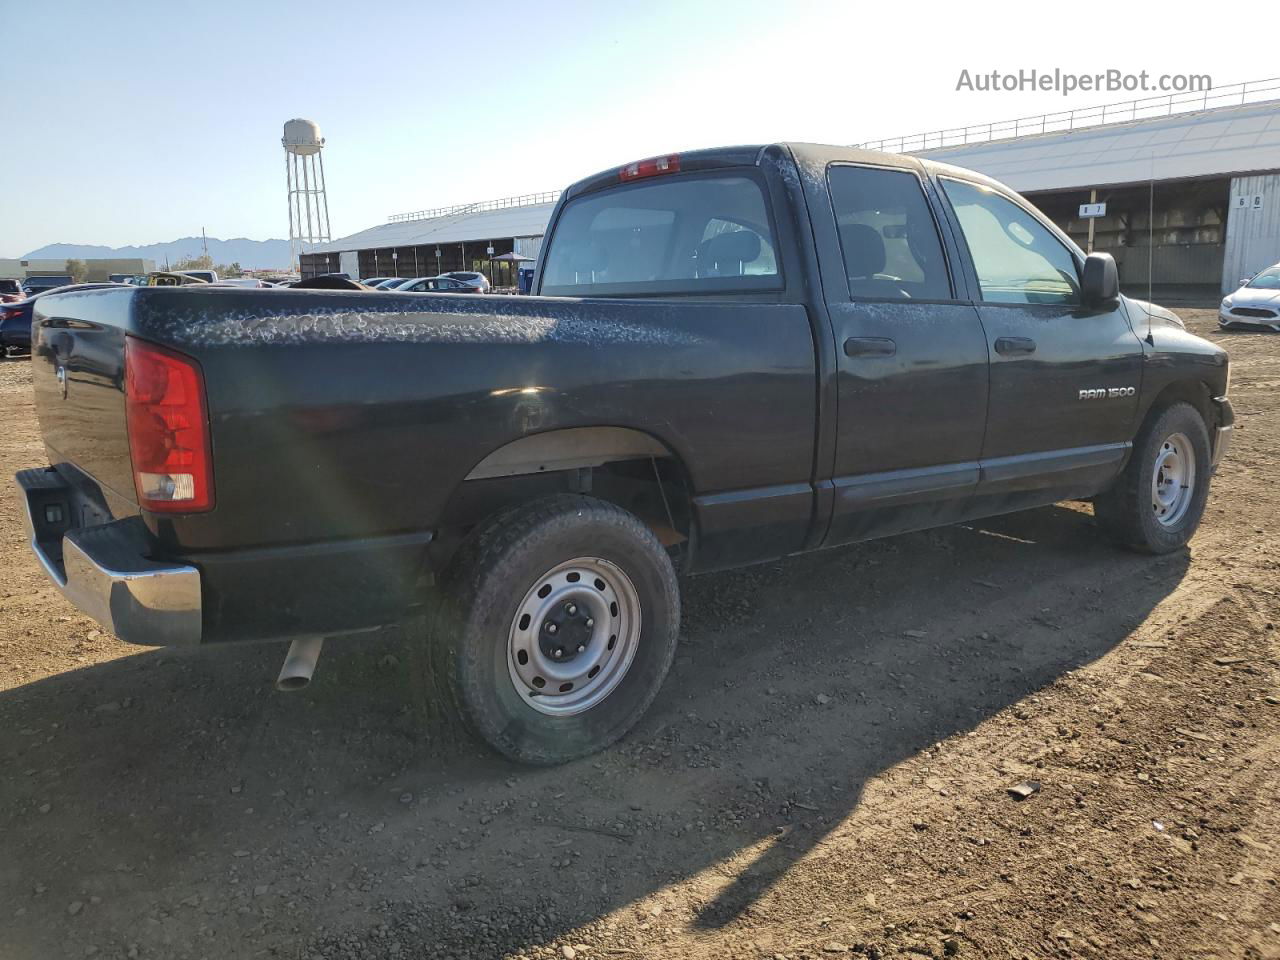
<box><xmin>17</xmin><ymin>143</ymin><xmax>1232</xmax><ymax>764</ymax></box>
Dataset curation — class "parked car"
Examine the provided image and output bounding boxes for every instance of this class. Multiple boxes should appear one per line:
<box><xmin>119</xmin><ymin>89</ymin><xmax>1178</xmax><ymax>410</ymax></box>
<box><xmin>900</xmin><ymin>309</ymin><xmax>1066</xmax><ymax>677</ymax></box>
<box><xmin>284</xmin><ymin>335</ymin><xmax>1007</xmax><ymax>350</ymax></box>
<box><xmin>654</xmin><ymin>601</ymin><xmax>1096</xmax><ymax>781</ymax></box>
<box><xmin>16</xmin><ymin>143</ymin><xmax>1231</xmax><ymax>766</ymax></box>
<box><xmin>147</xmin><ymin>271</ymin><xmax>209</xmax><ymax>286</ymax></box>
<box><xmin>395</xmin><ymin>276</ymin><xmax>478</xmax><ymax>293</ymax></box>
<box><xmin>360</xmin><ymin>277</ymin><xmax>397</xmax><ymax>287</ymax></box>
<box><xmin>289</xmin><ymin>275</ymin><xmax>369</xmax><ymax>290</ymax></box>
<box><xmin>372</xmin><ymin>277</ymin><xmax>411</xmax><ymax>289</ymax></box>
<box><xmin>1219</xmin><ymin>262</ymin><xmax>1280</xmax><ymax>330</ymax></box>
<box><xmin>443</xmin><ymin>270</ymin><xmax>490</xmax><ymax>292</ymax></box>
<box><xmin>0</xmin><ymin>278</ymin><xmax>24</xmax><ymax>303</ymax></box>
<box><xmin>22</xmin><ymin>275</ymin><xmax>73</xmax><ymax>295</ymax></box>
<box><xmin>0</xmin><ymin>301</ymin><xmax>32</xmax><ymax>355</ymax></box>
<box><xmin>175</xmin><ymin>269</ymin><xmax>218</xmax><ymax>284</ymax></box>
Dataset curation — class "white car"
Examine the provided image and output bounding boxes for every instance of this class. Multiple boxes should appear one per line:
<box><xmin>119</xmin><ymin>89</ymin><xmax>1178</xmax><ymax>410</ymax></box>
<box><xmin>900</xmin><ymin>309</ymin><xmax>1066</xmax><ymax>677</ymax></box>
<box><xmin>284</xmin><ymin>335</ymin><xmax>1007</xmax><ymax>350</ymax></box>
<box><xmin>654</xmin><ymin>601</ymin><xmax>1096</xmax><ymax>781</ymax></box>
<box><xmin>1220</xmin><ymin>263</ymin><xmax>1280</xmax><ymax>330</ymax></box>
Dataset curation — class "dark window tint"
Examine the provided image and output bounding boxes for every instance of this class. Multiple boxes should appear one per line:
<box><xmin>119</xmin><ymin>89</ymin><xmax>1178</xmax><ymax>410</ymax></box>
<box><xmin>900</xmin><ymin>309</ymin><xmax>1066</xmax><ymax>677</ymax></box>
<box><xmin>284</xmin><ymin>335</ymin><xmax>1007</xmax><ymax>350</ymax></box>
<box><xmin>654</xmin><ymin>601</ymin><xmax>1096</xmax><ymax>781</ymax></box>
<box><xmin>941</xmin><ymin>179</ymin><xmax>1081</xmax><ymax>305</ymax></box>
<box><xmin>827</xmin><ymin>165</ymin><xmax>951</xmax><ymax>300</ymax></box>
<box><xmin>540</xmin><ymin>175</ymin><xmax>780</xmax><ymax>297</ymax></box>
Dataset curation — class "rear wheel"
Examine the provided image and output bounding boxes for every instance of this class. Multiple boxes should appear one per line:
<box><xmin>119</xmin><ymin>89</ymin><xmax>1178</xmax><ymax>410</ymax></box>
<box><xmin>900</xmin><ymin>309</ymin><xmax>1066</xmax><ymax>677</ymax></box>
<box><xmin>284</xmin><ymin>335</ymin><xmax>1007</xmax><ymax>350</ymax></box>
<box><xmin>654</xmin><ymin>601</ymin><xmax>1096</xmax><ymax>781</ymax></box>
<box><xmin>1094</xmin><ymin>401</ymin><xmax>1211</xmax><ymax>553</ymax></box>
<box><xmin>429</xmin><ymin>495</ymin><xmax>679</xmax><ymax>765</ymax></box>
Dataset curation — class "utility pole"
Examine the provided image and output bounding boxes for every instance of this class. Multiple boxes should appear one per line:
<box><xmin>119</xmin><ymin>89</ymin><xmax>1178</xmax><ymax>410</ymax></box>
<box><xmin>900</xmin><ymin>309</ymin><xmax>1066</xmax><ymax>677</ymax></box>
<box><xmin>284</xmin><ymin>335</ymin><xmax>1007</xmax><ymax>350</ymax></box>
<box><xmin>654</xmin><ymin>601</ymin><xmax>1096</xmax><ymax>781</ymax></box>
<box><xmin>1086</xmin><ymin>189</ymin><xmax>1097</xmax><ymax>255</ymax></box>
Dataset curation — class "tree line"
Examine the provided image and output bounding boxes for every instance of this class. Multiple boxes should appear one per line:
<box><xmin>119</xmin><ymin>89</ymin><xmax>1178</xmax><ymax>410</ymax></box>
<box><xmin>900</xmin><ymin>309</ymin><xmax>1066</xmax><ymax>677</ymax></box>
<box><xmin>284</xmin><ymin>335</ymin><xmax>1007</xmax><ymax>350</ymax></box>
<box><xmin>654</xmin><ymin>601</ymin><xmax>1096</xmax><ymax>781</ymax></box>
<box><xmin>61</xmin><ymin>256</ymin><xmax>244</xmax><ymax>283</ymax></box>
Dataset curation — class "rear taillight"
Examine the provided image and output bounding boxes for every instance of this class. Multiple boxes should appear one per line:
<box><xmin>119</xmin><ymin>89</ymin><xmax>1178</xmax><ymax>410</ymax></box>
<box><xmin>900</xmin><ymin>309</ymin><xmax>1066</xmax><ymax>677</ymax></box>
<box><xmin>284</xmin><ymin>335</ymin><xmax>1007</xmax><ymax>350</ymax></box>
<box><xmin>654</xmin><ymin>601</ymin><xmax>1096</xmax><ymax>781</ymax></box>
<box><xmin>124</xmin><ymin>337</ymin><xmax>214</xmax><ymax>512</ymax></box>
<box><xmin>619</xmin><ymin>154</ymin><xmax>681</xmax><ymax>182</ymax></box>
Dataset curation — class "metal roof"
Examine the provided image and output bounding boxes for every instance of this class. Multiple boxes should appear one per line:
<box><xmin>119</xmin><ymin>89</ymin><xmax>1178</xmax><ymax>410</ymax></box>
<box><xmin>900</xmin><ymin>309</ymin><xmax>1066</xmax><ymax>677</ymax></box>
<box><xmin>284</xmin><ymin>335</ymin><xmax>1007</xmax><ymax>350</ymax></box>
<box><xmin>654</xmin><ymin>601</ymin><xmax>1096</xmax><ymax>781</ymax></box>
<box><xmin>308</xmin><ymin>88</ymin><xmax>1280</xmax><ymax>257</ymax></box>
<box><xmin>915</xmin><ymin>99</ymin><xmax>1280</xmax><ymax>193</ymax></box>
<box><xmin>304</xmin><ymin>200</ymin><xmax>556</xmax><ymax>255</ymax></box>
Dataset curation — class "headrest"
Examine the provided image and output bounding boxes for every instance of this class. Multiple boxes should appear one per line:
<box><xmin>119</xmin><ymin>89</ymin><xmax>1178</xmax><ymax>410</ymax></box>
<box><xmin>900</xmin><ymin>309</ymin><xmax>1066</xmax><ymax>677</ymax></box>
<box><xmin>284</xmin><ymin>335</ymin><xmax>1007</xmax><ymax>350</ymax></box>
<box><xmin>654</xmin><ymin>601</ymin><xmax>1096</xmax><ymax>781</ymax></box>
<box><xmin>569</xmin><ymin>242</ymin><xmax>610</xmax><ymax>275</ymax></box>
<box><xmin>840</xmin><ymin>223</ymin><xmax>886</xmax><ymax>278</ymax></box>
<box><xmin>903</xmin><ymin>213</ymin><xmax>937</xmax><ymax>271</ymax></box>
<box><xmin>702</xmin><ymin>230</ymin><xmax>762</xmax><ymax>272</ymax></box>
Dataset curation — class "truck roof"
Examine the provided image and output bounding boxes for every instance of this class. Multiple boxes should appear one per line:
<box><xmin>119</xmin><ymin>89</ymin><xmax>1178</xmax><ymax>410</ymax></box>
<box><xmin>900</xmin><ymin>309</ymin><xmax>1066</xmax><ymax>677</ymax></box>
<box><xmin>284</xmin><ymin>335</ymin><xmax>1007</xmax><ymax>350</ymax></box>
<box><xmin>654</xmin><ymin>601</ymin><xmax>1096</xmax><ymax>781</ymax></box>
<box><xmin>561</xmin><ymin>142</ymin><xmax>1007</xmax><ymax>204</ymax></box>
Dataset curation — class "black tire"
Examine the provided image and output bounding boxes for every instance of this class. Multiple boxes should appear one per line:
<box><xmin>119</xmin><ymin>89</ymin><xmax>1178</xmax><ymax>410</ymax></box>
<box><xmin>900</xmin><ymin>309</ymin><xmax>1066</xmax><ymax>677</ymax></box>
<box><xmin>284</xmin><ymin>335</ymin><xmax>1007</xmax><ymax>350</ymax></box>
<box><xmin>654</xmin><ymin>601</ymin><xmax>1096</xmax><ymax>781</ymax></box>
<box><xmin>428</xmin><ymin>494</ymin><xmax>680</xmax><ymax>765</ymax></box>
<box><xmin>1094</xmin><ymin>401</ymin><xmax>1212</xmax><ymax>553</ymax></box>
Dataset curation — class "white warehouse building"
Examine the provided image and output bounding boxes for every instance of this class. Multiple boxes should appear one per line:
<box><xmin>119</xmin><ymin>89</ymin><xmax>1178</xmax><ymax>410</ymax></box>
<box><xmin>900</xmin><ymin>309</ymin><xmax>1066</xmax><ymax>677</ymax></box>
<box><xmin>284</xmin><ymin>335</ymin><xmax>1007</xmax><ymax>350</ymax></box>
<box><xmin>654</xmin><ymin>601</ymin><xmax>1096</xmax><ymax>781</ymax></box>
<box><xmin>300</xmin><ymin>193</ymin><xmax>558</xmax><ymax>287</ymax></box>
<box><xmin>902</xmin><ymin>83</ymin><xmax>1280</xmax><ymax>297</ymax></box>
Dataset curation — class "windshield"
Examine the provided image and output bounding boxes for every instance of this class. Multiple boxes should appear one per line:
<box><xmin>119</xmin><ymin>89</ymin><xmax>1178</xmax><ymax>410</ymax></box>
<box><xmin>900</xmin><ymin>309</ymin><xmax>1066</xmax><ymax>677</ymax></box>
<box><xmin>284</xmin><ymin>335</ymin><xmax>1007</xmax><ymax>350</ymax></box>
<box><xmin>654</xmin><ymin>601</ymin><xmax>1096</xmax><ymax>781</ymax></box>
<box><xmin>1247</xmin><ymin>266</ymin><xmax>1280</xmax><ymax>290</ymax></box>
<box><xmin>540</xmin><ymin>173</ymin><xmax>780</xmax><ymax>297</ymax></box>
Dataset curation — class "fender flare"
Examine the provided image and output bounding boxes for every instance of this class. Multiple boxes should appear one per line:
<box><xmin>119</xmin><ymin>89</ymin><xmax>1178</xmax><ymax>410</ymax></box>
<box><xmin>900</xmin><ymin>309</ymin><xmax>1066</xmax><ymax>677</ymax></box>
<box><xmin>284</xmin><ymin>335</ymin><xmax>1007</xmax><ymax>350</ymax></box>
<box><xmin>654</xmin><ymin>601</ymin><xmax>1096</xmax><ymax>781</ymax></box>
<box><xmin>464</xmin><ymin>426</ymin><xmax>675</xmax><ymax>480</ymax></box>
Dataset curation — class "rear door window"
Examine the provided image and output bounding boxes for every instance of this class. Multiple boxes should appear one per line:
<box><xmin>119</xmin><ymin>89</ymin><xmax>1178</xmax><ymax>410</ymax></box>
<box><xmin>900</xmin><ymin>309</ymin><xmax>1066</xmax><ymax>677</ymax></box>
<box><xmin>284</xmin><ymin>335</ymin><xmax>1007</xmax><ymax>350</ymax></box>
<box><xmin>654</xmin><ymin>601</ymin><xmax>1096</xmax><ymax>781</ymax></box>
<box><xmin>828</xmin><ymin>165</ymin><xmax>952</xmax><ymax>300</ymax></box>
<box><xmin>540</xmin><ymin>174</ymin><xmax>780</xmax><ymax>297</ymax></box>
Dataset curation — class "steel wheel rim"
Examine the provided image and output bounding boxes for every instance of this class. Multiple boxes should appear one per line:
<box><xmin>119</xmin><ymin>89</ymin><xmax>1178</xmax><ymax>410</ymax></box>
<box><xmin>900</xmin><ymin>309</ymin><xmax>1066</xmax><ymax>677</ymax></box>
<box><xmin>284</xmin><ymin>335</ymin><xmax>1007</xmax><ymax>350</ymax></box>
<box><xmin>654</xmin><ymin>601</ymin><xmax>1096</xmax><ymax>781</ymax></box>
<box><xmin>1152</xmin><ymin>431</ymin><xmax>1196</xmax><ymax>527</ymax></box>
<box><xmin>507</xmin><ymin>557</ymin><xmax>642</xmax><ymax>717</ymax></box>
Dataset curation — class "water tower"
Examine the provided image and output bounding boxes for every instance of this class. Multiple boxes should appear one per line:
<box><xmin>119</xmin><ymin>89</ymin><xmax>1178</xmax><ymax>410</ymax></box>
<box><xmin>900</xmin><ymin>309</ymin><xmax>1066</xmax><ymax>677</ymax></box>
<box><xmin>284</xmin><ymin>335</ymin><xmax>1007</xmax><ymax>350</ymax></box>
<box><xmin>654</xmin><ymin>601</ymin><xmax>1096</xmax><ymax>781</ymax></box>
<box><xmin>282</xmin><ymin>118</ymin><xmax>332</xmax><ymax>269</ymax></box>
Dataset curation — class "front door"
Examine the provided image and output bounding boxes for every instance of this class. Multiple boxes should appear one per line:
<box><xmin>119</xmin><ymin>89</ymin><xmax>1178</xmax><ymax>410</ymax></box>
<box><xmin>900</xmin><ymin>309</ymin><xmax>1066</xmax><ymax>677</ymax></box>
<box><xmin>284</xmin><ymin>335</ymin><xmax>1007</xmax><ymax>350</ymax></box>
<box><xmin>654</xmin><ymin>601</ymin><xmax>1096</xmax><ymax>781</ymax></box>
<box><xmin>819</xmin><ymin>162</ymin><xmax>991</xmax><ymax>545</ymax></box>
<box><xmin>936</xmin><ymin>178</ymin><xmax>1144</xmax><ymax>510</ymax></box>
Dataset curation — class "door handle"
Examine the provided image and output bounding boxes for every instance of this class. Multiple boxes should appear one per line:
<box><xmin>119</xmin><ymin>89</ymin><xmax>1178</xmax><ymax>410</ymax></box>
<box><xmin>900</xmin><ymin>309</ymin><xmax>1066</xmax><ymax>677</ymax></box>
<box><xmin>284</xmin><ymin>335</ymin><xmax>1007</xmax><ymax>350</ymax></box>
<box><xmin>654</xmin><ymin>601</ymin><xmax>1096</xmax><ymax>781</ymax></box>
<box><xmin>844</xmin><ymin>337</ymin><xmax>897</xmax><ymax>358</ymax></box>
<box><xmin>995</xmin><ymin>336</ymin><xmax>1036</xmax><ymax>356</ymax></box>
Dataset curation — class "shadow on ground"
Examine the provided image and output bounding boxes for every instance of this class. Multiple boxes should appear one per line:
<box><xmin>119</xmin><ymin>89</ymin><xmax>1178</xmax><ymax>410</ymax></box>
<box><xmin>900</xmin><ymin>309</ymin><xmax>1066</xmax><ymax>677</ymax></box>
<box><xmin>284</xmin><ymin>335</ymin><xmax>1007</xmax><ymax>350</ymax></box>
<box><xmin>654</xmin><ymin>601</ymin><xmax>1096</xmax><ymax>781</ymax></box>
<box><xmin>0</xmin><ymin>504</ymin><xmax>1189</xmax><ymax>959</ymax></box>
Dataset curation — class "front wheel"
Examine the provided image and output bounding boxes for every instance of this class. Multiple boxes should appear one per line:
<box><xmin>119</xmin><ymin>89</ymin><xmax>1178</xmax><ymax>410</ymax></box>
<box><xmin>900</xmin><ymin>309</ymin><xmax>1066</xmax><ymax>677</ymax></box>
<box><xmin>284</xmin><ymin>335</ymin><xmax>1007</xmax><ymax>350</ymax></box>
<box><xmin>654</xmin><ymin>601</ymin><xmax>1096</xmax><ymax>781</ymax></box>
<box><xmin>1094</xmin><ymin>401</ymin><xmax>1212</xmax><ymax>553</ymax></box>
<box><xmin>429</xmin><ymin>495</ymin><xmax>680</xmax><ymax>765</ymax></box>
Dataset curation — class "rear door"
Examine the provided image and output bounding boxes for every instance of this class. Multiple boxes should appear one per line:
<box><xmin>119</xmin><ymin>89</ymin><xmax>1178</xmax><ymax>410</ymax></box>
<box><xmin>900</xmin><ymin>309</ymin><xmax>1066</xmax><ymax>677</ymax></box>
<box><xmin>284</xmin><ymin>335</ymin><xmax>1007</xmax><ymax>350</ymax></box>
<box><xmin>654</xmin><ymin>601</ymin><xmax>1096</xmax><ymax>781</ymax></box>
<box><xmin>805</xmin><ymin>159</ymin><xmax>990</xmax><ymax>544</ymax></box>
<box><xmin>935</xmin><ymin>177</ymin><xmax>1143</xmax><ymax>510</ymax></box>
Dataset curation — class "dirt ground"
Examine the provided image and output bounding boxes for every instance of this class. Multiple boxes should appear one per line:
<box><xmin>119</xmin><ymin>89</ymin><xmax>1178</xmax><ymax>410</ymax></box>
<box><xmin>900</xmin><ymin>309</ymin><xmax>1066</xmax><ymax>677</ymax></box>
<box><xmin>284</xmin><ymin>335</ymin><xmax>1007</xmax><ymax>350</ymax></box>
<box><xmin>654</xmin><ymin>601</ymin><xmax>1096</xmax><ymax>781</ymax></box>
<box><xmin>1</xmin><ymin>309</ymin><xmax>1277</xmax><ymax>960</ymax></box>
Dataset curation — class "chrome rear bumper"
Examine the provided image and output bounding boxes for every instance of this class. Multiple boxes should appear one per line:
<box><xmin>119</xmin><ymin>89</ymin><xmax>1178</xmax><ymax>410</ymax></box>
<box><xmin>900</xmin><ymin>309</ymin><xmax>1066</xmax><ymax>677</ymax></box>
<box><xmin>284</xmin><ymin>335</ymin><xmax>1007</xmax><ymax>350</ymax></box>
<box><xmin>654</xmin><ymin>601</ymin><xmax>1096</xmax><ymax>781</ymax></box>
<box><xmin>16</xmin><ymin>468</ymin><xmax>201</xmax><ymax>646</ymax></box>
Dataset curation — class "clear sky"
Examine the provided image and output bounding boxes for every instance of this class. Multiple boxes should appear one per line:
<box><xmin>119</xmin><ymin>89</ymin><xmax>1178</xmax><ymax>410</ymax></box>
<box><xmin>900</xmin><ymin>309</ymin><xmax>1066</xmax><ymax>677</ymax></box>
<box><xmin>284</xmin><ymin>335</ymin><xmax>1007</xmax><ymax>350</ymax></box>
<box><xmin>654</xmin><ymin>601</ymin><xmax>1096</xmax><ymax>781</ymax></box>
<box><xmin>0</xmin><ymin>0</ymin><xmax>1271</xmax><ymax>255</ymax></box>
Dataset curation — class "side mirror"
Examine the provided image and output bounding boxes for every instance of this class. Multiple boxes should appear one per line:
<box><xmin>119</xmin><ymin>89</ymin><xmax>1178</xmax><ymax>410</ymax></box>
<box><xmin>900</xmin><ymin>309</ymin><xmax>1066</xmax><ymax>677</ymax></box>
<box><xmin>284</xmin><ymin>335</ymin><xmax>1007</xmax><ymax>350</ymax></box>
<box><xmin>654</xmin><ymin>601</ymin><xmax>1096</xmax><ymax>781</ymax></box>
<box><xmin>1240</xmin><ymin>277</ymin><xmax>1253</xmax><ymax>288</ymax></box>
<box><xmin>1082</xmin><ymin>252</ymin><xmax>1119</xmax><ymax>307</ymax></box>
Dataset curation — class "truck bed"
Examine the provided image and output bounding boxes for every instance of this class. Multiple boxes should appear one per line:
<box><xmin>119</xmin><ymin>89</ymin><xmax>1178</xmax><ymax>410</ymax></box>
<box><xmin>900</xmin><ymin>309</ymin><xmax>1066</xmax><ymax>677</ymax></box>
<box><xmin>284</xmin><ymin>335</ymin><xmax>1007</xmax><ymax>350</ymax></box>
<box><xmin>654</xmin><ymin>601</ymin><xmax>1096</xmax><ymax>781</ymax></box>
<box><xmin>28</xmin><ymin>284</ymin><xmax>818</xmax><ymax>641</ymax></box>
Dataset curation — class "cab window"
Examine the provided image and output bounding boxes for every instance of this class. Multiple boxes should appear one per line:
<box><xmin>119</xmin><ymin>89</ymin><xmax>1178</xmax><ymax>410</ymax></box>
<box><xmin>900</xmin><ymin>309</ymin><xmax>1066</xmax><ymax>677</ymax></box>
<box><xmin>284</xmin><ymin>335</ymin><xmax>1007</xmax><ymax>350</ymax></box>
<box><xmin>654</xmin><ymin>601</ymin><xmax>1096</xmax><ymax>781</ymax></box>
<box><xmin>540</xmin><ymin>174</ymin><xmax>780</xmax><ymax>297</ymax></box>
<box><xmin>827</xmin><ymin>165</ymin><xmax>951</xmax><ymax>300</ymax></box>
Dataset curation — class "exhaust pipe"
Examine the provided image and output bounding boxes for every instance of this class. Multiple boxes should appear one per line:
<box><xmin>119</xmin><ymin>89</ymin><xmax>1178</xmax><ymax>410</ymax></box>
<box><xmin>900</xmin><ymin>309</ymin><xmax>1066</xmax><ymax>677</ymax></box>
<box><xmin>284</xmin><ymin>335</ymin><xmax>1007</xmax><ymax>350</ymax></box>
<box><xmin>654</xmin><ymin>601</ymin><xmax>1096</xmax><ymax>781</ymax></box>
<box><xmin>276</xmin><ymin>636</ymin><xmax>324</xmax><ymax>691</ymax></box>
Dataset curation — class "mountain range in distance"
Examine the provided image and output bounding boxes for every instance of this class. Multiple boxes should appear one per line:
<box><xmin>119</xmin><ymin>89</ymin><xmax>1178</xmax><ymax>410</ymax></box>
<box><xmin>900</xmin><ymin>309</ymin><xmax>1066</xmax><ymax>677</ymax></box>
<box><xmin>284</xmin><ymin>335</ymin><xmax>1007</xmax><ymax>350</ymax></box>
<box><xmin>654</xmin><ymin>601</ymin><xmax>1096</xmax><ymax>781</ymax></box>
<box><xmin>21</xmin><ymin>236</ymin><xmax>293</xmax><ymax>270</ymax></box>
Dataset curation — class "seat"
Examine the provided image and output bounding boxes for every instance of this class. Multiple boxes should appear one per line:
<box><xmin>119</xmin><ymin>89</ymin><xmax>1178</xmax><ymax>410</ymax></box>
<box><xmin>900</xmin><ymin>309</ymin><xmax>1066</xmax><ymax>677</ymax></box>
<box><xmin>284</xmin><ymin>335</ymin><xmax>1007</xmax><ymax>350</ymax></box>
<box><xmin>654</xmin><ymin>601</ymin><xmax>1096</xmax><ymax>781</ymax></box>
<box><xmin>840</xmin><ymin>223</ymin><xmax>909</xmax><ymax>299</ymax></box>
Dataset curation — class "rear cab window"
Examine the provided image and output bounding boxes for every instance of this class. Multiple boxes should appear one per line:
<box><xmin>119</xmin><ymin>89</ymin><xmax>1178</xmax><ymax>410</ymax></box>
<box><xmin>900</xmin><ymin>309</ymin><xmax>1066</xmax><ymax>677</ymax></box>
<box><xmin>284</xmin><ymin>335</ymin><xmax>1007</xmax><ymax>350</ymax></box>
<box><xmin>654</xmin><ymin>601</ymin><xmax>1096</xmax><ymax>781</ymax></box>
<box><xmin>539</xmin><ymin>173</ymin><xmax>781</xmax><ymax>297</ymax></box>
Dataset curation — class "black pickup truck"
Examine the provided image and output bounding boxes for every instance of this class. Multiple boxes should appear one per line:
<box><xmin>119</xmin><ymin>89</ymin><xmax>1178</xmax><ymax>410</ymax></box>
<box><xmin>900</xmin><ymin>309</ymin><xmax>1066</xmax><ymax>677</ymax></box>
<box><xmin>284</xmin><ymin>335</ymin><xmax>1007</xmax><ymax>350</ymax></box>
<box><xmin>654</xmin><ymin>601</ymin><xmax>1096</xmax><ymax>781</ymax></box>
<box><xmin>17</xmin><ymin>144</ymin><xmax>1232</xmax><ymax>764</ymax></box>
